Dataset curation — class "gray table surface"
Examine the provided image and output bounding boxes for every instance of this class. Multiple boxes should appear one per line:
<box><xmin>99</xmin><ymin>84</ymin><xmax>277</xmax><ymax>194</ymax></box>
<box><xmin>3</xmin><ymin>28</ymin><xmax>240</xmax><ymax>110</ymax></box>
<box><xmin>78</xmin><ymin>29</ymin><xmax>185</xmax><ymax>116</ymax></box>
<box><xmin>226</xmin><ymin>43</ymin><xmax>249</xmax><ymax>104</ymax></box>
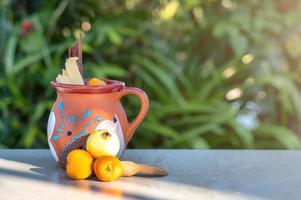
<box><xmin>0</xmin><ymin>149</ymin><xmax>300</xmax><ymax>200</ymax></box>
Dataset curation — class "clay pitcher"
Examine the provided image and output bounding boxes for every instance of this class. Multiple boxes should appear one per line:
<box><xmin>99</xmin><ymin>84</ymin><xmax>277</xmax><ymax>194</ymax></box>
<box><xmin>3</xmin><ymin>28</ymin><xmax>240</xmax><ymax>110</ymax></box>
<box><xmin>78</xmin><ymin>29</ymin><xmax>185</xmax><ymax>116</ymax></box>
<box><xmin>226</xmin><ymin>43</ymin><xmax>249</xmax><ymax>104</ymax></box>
<box><xmin>47</xmin><ymin>80</ymin><xmax>149</xmax><ymax>167</ymax></box>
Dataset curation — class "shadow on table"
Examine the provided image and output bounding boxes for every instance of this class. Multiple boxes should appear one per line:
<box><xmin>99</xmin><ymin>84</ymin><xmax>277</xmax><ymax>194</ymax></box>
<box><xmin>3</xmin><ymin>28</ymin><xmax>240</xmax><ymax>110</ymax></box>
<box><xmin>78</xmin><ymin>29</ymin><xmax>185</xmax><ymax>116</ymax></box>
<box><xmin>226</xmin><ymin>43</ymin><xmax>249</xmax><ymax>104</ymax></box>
<box><xmin>0</xmin><ymin>149</ymin><xmax>161</xmax><ymax>200</ymax></box>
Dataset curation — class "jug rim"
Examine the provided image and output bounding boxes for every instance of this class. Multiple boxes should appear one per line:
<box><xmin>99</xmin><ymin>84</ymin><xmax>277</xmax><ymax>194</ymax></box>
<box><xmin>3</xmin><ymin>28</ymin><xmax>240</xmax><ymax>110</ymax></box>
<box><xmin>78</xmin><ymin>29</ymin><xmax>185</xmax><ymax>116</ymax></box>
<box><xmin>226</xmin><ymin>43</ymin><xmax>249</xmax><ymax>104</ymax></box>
<box><xmin>51</xmin><ymin>79</ymin><xmax>125</xmax><ymax>94</ymax></box>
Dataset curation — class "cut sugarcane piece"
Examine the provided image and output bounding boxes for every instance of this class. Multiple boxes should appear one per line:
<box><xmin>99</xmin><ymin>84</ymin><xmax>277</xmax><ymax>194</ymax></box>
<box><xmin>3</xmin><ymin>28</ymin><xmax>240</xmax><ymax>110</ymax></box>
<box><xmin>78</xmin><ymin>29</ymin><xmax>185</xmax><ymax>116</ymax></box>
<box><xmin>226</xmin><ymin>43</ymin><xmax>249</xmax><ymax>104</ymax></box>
<box><xmin>121</xmin><ymin>161</ymin><xmax>168</xmax><ymax>177</ymax></box>
<box><xmin>62</xmin><ymin>69</ymin><xmax>68</xmax><ymax>76</ymax></box>
<box><xmin>56</xmin><ymin>74</ymin><xmax>62</xmax><ymax>83</ymax></box>
<box><xmin>55</xmin><ymin>74</ymin><xmax>71</xmax><ymax>84</ymax></box>
<box><xmin>59</xmin><ymin>75</ymin><xmax>72</xmax><ymax>84</ymax></box>
<box><xmin>65</xmin><ymin>57</ymin><xmax>84</xmax><ymax>85</ymax></box>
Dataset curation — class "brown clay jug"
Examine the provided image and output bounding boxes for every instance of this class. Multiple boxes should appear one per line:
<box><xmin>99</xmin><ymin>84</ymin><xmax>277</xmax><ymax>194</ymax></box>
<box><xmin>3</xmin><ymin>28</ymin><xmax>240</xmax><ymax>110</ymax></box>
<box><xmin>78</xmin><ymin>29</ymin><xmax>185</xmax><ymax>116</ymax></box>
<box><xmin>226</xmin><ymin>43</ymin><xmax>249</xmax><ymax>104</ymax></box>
<box><xmin>47</xmin><ymin>80</ymin><xmax>149</xmax><ymax>168</ymax></box>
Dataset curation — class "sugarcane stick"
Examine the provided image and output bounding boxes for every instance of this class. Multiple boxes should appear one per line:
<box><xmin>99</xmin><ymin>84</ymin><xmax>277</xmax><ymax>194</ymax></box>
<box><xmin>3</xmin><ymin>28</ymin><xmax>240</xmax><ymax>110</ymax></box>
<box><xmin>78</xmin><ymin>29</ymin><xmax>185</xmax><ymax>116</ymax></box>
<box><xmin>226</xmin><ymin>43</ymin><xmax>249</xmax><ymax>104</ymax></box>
<box><xmin>121</xmin><ymin>161</ymin><xmax>168</xmax><ymax>177</ymax></box>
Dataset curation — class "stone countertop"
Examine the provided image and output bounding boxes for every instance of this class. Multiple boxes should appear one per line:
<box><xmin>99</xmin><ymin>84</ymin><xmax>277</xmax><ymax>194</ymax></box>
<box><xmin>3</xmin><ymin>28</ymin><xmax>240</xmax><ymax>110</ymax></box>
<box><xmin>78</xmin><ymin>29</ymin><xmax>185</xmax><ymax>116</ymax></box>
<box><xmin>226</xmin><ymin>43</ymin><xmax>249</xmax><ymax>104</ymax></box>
<box><xmin>0</xmin><ymin>149</ymin><xmax>300</xmax><ymax>200</ymax></box>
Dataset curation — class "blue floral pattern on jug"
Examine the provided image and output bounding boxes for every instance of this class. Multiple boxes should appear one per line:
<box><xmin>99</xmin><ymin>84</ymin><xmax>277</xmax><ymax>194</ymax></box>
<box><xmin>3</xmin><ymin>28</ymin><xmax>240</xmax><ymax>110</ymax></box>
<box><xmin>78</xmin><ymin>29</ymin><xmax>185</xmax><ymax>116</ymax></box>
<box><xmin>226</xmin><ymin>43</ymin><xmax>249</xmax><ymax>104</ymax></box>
<box><xmin>53</xmin><ymin>101</ymin><xmax>102</xmax><ymax>143</ymax></box>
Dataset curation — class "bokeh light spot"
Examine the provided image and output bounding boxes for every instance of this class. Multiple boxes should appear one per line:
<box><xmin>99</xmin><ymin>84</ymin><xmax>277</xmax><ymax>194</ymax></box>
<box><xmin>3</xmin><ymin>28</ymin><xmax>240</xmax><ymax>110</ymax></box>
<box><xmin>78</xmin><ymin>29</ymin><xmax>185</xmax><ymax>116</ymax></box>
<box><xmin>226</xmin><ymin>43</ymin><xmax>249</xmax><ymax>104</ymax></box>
<box><xmin>226</xmin><ymin>88</ymin><xmax>242</xmax><ymax>100</ymax></box>
<box><xmin>81</xmin><ymin>21</ymin><xmax>91</xmax><ymax>32</ymax></box>
<box><xmin>62</xmin><ymin>27</ymin><xmax>71</xmax><ymax>37</ymax></box>
<box><xmin>242</xmin><ymin>54</ymin><xmax>255</xmax><ymax>64</ymax></box>
<box><xmin>223</xmin><ymin>66</ymin><xmax>236</xmax><ymax>78</ymax></box>
<box><xmin>159</xmin><ymin>0</ymin><xmax>179</xmax><ymax>20</ymax></box>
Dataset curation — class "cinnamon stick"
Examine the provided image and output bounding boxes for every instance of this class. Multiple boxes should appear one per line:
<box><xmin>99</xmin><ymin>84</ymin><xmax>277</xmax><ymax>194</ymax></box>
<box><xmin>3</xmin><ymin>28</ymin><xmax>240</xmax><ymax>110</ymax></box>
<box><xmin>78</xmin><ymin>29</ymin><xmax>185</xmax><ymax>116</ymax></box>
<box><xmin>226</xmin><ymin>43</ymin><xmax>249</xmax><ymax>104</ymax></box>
<box><xmin>68</xmin><ymin>34</ymin><xmax>83</xmax><ymax>76</ymax></box>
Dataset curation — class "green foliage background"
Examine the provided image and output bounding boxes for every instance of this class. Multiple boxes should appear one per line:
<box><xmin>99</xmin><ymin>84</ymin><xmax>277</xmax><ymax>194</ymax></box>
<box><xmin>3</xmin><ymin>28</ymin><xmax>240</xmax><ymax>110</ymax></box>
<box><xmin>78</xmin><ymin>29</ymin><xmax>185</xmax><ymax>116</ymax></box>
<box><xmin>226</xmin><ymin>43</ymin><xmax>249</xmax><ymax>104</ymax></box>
<box><xmin>1</xmin><ymin>0</ymin><xmax>301</xmax><ymax>149</ymax></box>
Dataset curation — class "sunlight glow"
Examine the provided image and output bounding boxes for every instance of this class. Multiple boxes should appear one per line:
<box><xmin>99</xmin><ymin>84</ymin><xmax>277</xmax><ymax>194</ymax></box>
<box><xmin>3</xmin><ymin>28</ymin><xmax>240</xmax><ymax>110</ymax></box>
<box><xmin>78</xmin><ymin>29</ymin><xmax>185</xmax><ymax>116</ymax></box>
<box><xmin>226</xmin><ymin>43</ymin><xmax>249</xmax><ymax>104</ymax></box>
<box><xmin>223</xmin><ymin>66</ymin><xmax>236</xmax><ymax>78</ymax></box>
<box><xmin>81</xmin><ymin>21</ymin><xmax>91</xmax><ymax>32</ymax></box>
<box><xmin>242</xmin><ymin>54</ymin><xmax>255</xmax><ymax>64</ymax></box>
<box><xmin>159</xmin><ymin>0</ymin><xmax>179</xmax><ymax>20</ymax></box>
<box><xmin>246</xmin><ymin>78</ymin><xmax>255</xmax><ymax>85</ymax></box>
<box><xmin>193</xmin><ymin>7</ymin><xmax>204</xmax><ymax>20</ymax></box>
<box><xmin>126</xmin><ymin>0</ymin><xmax>141</xmax><ymax>10</ymax></box>
<box><xmin>62</xmin><ymin>27</ymin><xmax>71</xmax><ymax>37</ymax></box>
<box><xmin>226</xmin><ymin>88</ymin><xmax>242</xmax><ymax>100</ymax></box>
<box><xmin>222</xmin><ymin>0</ymin><xmax>236</xmax><ymax>11</ymax></box>
<box><xmin>74</xmin><ymin>29</ymin><xmax>84</xmax><ymax>39</ymax></box>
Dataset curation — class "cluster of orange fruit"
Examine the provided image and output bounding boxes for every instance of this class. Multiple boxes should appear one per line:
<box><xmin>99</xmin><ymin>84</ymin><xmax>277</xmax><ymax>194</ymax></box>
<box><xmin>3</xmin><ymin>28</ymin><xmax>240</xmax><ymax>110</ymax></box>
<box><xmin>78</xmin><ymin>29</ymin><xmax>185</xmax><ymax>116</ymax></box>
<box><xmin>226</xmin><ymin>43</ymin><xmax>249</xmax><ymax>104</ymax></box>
<box><xmin>66</xmin><ymin>148</ymin><xmax>122</xmax><ymax>182</ymax></box>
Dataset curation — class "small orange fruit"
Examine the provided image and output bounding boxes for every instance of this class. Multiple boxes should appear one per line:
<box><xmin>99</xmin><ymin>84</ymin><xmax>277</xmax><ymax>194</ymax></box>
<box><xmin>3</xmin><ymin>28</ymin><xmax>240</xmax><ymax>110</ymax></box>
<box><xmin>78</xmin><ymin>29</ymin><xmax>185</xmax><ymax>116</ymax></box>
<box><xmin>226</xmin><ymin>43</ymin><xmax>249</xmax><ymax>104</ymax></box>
<box><xmin>87</xmin><ymin>78</ymin><xmax>106</xmax><ymax>86</ymax></box>
<box><xmin>94</xmin><ymin>156</ymin><xmax>123</xmax><ymax>182</ymax></box>
<box><xmin>66</xmin><ymin>149</ymin><xmax>94</xmax><ymax>180</ymax></box>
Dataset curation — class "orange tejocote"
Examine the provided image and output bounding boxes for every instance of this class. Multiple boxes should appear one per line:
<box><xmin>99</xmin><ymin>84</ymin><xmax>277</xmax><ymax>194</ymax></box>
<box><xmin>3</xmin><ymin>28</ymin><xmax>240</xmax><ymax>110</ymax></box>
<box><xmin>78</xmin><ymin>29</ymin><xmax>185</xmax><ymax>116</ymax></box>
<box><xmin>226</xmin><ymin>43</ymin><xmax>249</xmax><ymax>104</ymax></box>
<box><xmin>47</xmin><ymin>80</ymin><xmax>149</xmax><ymax>168</ymax></box>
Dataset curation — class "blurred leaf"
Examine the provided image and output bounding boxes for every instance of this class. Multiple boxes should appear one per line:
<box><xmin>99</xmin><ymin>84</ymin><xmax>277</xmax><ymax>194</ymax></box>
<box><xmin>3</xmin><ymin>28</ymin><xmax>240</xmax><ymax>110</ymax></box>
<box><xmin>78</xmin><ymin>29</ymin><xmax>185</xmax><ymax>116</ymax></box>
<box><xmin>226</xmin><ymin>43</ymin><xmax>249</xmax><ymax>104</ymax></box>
<box><xmin>134</xmin><ymin>55</ymin><xmax>185</xmax><ymax>105</ymax></box>
<box><xmin>20</xmin><ymin>31</ymin><xmax>44</xmax><ymax>53</ymax></box>
<box><xmin>140</xmin><ymin>122</ymin><xmax>179</xmax><ymax>138</ymax></box>
<box><xmin>4</xmin><ymin>35</ymin><xmax>17</xmax><ymax>75</ymax></box>
<box><xmin>192</xmin><ymin>138</ymin><xmax>210</xmax><ymax>149</ymax></box>
<box><xmin>91</xmin><ymin>64</ymin><xmax>127</xmax><ymax>78</ymax></box>
<box><xmin>106</xmin><ymin>26</ymin><xmax>122</xmax><ymax>46</ymax></box>
<box><xmin>13</xmin><ymin>51</ymin><xmax>46</xmax><ymax>73</ymax></box>
<box><xmin>256</xmin><ymin>124</ymin><xmax>301</xmax><ymax>149</ymax></box>
<box><xmin>230</xmin><ymin>34</ymin><xmax>247</xmax><ymax>57</ymax></box>
<box><xmin>229</xmin><ymin>119</ymin><xmax>254</xmax><ymax>148</ymax></box>
<box><xmin>18</xmin><ymin>102</ymin><xmax>49</xmax><ymax>148</ymax></box>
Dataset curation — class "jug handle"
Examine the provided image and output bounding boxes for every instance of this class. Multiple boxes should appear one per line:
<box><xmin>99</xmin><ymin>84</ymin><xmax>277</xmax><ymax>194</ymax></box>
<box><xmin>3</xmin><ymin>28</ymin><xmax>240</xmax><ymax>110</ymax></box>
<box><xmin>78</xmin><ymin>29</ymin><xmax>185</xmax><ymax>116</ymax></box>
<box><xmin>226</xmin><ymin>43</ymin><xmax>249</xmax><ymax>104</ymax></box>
<box><xmin>117</xmin><ymin>87</ymin><xmax>149</xmax><ymax>144</ymax></box>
